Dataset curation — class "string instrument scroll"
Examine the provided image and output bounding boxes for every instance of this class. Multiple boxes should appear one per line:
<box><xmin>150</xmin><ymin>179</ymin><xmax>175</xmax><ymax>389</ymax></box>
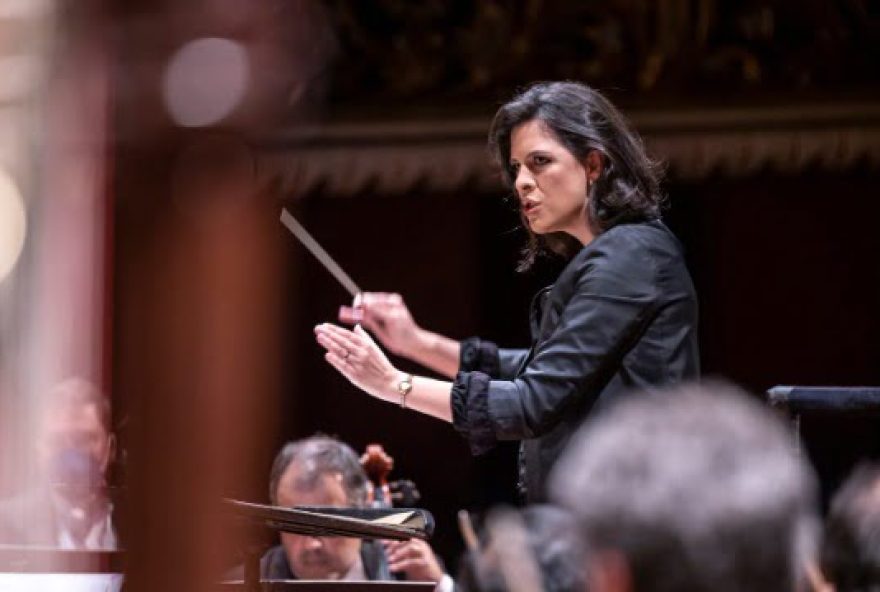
<box><xmin>360</xmin><ymin>444</ymin><xmax>421</xmax><ymax>508</ymax></box>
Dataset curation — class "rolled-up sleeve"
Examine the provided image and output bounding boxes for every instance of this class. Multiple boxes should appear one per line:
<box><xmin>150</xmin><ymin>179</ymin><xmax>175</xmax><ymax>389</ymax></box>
<box><xmin>459</xmin><ymin>337</ymin><xmax>500</xmax><ymax>376</ymax></box>
<box><xmin>451</xmin><ymin>371</ymin><xmax>496</xmax><ymax>455</ymax></box>
<box><xmin>461</xmin><ymin>336</ymin><xmax>528</xmax><ymax>381</ymax></box>
<box><xmin>455</xmin><ymin>342</ymin><xmax>528</xmax><ymax>454</ymax></box>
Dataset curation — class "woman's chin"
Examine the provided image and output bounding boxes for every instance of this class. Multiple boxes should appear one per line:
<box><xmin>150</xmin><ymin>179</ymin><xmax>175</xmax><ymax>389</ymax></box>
<box><xmin>527</xmin><ymin>220</ymin><xmax>551</xmax><ymax>234</ymax></box>
<box><xmin>532</xmin><ymin>225</ymin><xmax>562</xmax><ymax>236</ymax></box>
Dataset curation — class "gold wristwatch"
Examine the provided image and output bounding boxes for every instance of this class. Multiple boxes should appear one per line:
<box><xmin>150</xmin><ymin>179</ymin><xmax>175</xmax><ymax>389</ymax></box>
<box><xmin>397</xmin><ymin>373</ymin><xmax>413</xmax><ymax>408</ymax></box>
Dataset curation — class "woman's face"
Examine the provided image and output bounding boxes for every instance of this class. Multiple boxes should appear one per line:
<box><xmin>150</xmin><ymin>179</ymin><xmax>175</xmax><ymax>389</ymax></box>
<box><xmin>509</xmin><ymin>119</ymin><xmax>594</xmax><ymax>244</ymax></box>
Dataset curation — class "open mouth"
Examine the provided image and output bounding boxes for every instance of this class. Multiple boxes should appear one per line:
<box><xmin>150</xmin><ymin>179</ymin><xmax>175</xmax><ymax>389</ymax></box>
<box><xmin>523</xmin><ymin>202</ymin><xmax>540</xmax><ymax>216</ymax></box>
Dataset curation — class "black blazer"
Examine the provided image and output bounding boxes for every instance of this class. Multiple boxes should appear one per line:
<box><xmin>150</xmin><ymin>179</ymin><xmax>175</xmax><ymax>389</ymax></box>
<box><xmin>453</xmin><ymin>219</ymin><xmax>700</xmax><ymax>502</ymax></box>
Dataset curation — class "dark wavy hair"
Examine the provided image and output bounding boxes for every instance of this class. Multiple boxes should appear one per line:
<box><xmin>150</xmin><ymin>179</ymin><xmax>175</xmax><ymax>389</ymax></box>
<box><xmin>489</xmin><ymin>81</ymin><xmax>664</xmax><ymax>271</ymax></box>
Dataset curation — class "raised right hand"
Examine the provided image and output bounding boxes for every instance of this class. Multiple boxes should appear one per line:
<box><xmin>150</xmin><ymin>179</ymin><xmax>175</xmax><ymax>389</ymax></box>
<box><xmin>339</xmin><ymin>292</ymin><xmax>421</xmax><ymax>357</ymax></box>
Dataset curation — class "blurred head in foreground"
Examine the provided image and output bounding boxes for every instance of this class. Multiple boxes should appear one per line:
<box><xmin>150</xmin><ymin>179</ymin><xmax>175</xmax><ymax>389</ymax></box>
<box><xmin>0</xmin><ymin>377</ymin><xmax>117</xmax><ymax>548</ymax></box>
<box><xmin>550</xmin><ymin>381</ymin><xmax>819</xmax><ymax>592</ymax></box>
<box><xmin>820</xmin><ymin>462</ymin><xmax>880</xmax><ymax>592</ymax></box>
<box><xmin>37</xmin><ymin>377</ymin><xmax>115</xmax><ymax>505</ymax></box>
<box><xmin>269</xmin><ymin>435</ymin><xmax>368</xmax><ymax>579</ymax></box>
<box><xmin>457</xmin><ymin>504</ymin><xmax>587</xmax><ymax>592</ymax></box>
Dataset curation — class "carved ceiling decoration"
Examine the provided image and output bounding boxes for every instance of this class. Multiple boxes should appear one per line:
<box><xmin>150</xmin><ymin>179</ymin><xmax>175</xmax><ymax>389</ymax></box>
<box><xmin>261</xmin><ymin>1</ymin><xmax>880</xmax><ymax>196</ymax></box>
<box><xmin>318</xmin><ymin>0</ymin><xmax>880</xmax><ymax>107</ymax></box>
<box><xmin>259</xmin><ymin>102</ymin><xmax>880</xmax><ymax>196</ymax></box>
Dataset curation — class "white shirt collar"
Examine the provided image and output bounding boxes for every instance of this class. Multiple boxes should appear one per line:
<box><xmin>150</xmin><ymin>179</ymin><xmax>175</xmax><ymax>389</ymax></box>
<box><xmin>54</xmin><ymin>497</ymin><xmax>117</xmax><ymax>550</ymax></box>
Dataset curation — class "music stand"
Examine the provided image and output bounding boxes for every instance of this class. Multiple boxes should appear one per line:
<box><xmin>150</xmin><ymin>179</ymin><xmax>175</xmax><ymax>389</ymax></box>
<box><xmin>225</xmin><ymin>500</ymin><xmax>436</xmax><ymax>592</ymax></box>
<box><xmin>767</xmin><ymin>385</ymin><xmax>880</xmax><ymax>509</ymax></box>
<box><xmin>218</xmin><ymin>581</ymin><xmax>437</xmax><ymax>592</ymax></box>
<box><xmin>767</xmin><ymin>386</ymin><xmax>880</xmax><ymax>449</ymax></box>
<box><xmin>0</xmin><ymin>545</ymin><xmax>124</xmax><ymax>592</ymax></box>
<box><xmin>767</xmin><ymin>386</ymin><xmax>880</xmax><ymax>415</ymax></box>
<box><xmin>0</xmin><ymin>545</ymin><xmax>124</xmax><ymax>573</ymax></box>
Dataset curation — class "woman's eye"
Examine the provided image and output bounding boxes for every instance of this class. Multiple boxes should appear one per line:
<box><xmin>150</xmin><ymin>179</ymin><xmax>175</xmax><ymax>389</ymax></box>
<box><xmin>532</xmin><ymin>155</ymin><xmax>550</xmax><ymax>166</ymax></box>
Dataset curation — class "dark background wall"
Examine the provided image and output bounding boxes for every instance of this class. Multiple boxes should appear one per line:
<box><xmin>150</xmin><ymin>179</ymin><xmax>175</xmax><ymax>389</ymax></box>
<box><xmin>273</xmin><ymin>167</ymin><xmax>880</xmax><ymax>568</ymax></box>
<box><xmin>107</xmin><ymin>0</ymin><xmax>880</xmax><ymax>577</ymax></box>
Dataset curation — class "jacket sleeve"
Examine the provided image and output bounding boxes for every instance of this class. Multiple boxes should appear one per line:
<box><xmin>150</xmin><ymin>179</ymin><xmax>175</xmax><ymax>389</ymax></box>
<box><xmin>459</xmin><ymin>337</ymin><xmax>528</xmax><ymax>381</ymax></box>
<box><xmin>498</xmin><ymin>348</ymin><xmax>529</xmax><ymax>379</ymax></box>
<box><xmin>452</xmin><ymin>242</ymin><xmax>660</xmax><ymax>454</ymax></box>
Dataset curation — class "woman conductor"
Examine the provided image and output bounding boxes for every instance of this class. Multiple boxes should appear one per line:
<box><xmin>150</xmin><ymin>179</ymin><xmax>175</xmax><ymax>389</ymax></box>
<box><xmin>314</xmin><ymin>81</ymin><xmax>700</xmax><ymax>502</ymax></box>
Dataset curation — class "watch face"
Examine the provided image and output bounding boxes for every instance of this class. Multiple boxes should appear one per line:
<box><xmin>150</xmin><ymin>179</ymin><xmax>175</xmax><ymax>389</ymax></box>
<box><xmin>398</xmin><ymin>377</ymin><xmax>412</xmax><ymax>395</ymax></box>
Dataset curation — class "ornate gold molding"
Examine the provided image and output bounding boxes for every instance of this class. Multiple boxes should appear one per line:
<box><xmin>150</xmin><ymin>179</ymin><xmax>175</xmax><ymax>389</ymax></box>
<box><xmin>261</xmin><ymin>102</ymin><xmax>880</xmax><ymax>196</ymax></box>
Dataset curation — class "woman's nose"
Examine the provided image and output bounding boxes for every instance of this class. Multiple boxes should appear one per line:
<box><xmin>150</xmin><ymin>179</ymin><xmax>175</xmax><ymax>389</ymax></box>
<box><xmin>515</xmin><ymin>168</ymin><xmax>535</xmax><ymax>195</ymax></box>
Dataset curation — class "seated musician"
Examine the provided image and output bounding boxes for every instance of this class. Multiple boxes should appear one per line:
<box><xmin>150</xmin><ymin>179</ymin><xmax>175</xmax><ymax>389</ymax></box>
<box><xmin>0</xmin><ymin>377</ymin><xmax>119</xmax><ymax>549</ymax></box>
<box><xmin>258</xmin><ymin>435</ymin><xmax>452</xmax><ymax>588</ymax></box>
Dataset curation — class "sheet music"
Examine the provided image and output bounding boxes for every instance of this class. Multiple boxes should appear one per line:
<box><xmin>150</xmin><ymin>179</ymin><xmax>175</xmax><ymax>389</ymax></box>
<box><xmin>369</xmin><ymin>511</ymin><xmax>416</xmax><ymax>526</ymax></box>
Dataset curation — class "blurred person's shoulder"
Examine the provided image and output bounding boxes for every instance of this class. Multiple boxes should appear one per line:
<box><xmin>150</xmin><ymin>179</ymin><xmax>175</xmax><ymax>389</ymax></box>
<box><xmin>0</xmin><ymin>487</ymin><xmax>56</xmax><ymax>545</ymax></box>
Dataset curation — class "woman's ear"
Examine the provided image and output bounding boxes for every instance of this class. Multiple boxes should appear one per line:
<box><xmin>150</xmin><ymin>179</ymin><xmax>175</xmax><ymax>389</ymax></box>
<box><xmin>583</xmin><ymin>150</ymin><xmax>604</xmax><ymax>184</ymax></box>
